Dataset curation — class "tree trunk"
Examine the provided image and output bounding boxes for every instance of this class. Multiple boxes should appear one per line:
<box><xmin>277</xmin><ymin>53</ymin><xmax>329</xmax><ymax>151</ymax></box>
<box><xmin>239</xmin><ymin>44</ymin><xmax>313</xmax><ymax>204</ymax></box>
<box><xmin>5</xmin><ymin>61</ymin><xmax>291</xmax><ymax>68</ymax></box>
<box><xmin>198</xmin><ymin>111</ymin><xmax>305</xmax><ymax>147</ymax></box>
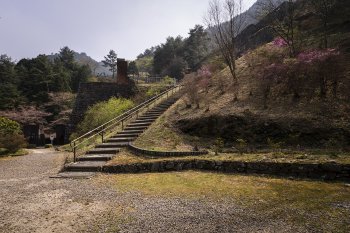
<box><xmin>323</xmin><ymin>21</ymin><xmax>328</xmax><ymax>49</ymax></box>
<box><xmin>319</xmin><ymin>76</ymin><xmax>327</xmax><ymax>98</ymax></box>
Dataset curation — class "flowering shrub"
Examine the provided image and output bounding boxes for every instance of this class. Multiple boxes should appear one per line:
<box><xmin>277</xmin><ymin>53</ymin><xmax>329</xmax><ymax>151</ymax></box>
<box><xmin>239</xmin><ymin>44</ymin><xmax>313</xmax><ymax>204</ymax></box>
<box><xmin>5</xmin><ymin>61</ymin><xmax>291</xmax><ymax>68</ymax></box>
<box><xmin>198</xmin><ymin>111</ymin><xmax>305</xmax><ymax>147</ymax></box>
<box><xmin>197</xmin><ymin>65</ymin><xmax>212</xmax><ymax>93</ymax></box>
<box><xmin>197</xmin><ymin>65</ymin><xmax>212</xmax><ymax>79</ymax></box>
<box><xmin>261</xmin><ymin>47</ymin><xmax>343</xmax><ymax>99</ymax></box>
<box><xmin>181</xmin><ymin>73</ymin><xmax>201</xmax><ymax>108</ymax></box>
<box><xmin>297</xmin><ymin>49</ymin><xmax>340</xmax><ymax>64</ymax></box>
<box><xmin>273</xmin><ymin>37</ymin><xmax>288</xmax><ymax>47</ymax></box>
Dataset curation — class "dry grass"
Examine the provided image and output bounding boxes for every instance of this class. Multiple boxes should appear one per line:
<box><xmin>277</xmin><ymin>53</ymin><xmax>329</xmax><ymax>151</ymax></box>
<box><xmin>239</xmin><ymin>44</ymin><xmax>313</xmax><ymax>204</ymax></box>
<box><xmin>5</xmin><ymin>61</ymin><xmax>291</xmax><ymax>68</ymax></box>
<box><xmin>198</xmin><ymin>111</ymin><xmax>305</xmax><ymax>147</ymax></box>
<box><xmin>132</xmin><ymin>96</ymin><xmax>350</xmax><ymax>164</ymax></box>
<box><xmin>107</xmin><ymin>149</ymin><xmax>350</xmax><ymax>165</ymax></box>
<box><xmin>95</xmin><ymin>171</ymin><xmax>350</xmax><ymax>232</ymax></box>
<box><xmin>134</xmin><ymin>99</ymin><xmax>199</xmax><ymax>152</ymax></box>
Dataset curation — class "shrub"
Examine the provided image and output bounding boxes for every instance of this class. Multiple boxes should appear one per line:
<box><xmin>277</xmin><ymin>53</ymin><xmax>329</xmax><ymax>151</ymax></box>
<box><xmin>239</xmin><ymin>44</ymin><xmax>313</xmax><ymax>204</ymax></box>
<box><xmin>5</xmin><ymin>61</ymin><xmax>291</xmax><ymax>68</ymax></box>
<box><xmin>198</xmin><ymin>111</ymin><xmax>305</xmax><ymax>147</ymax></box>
<box><xmin>74</xmin><ymin>98</ymin><xmax>134</xmax><ymax>137</ymax></box>
<box><xmin>0</xmin><ymin>133</ymin><xmax>27</xmax><ymax>153</ymax></box>
<box><xmin>181</xmin><ymin>73</ymin><xmax>201</xmax><ymax>108</ymax></box>
<box><xmin>297</xmin><ymin>48</ymin><xmax>344</xmax><ymax>98</ymax></box>
<box><xmin>146</xmin><ymin>86</ymin><xmax>162</xmax><ymax>97</ymax></box>
<box><xmin>161</xmin><ymin>76</ymin><xmax>176</xmax><ymax>86</ymax></box>
<box><xmin>0</xmin><ymin>117</ymin><xmax>26</xmax><ymax>153</ymax></box>
<box><xmin>213</xmin><ymin>137</ymin><xmax>224</xmax><ymax>155</ymax></box>
<box><xmin>0</xmin><ymin>116</ymin><xmax>22</xmax><ymax>134</ymax></box>
<box><xmin>235</xmin><ymin>138</ymin><xmax>248</xmax><ymax>155</ymax></box>
<box><xmin>197</xmin><ymin>65</ymin><xmax>212</xmax><ymax>93</ymax></box>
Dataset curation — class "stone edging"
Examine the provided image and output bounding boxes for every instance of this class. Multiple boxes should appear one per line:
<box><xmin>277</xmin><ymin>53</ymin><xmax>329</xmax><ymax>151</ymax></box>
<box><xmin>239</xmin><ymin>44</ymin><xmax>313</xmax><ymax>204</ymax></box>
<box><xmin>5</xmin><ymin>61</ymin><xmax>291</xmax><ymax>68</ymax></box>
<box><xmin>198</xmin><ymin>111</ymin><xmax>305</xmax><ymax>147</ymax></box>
<box><xmin>103</xmin><ymin>159</ymin><xmax>350</xmax><ymax>181</ymax></box>
<box><xmin>128</xmin><ymin>143</ymin><xmax>208</xmax><ymax>157</ymax></box>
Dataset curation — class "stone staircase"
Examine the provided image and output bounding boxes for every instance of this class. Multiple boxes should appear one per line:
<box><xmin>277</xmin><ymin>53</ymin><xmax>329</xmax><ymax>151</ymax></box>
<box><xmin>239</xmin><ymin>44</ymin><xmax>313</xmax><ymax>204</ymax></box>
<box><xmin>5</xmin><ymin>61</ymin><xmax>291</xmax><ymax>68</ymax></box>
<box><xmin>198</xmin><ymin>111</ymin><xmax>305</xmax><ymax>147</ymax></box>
<box><xmin>61</xmin><ymin>97</ymin><xmax>178</xmax><ymax>175</ymax></box>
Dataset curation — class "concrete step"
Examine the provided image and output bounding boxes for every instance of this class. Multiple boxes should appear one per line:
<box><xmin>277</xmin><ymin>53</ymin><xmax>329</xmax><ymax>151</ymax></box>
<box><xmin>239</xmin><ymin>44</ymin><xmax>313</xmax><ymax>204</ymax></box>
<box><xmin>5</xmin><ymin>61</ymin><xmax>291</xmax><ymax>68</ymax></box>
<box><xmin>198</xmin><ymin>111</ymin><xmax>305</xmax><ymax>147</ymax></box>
<box><xmin>110</xmin><ymin>134</ymin><xmax>138</xmax><ymax>139</ymax></box>
<box><xmin>102</xmin><ymin>141</ymin><xmax>129</xmax><ymax>147</ymax></box>
<box><xmin>141</xmin><ymin>114</ymin><xmax>161</xmax><ymax>117</ymax></box>
<box><xmin>65</xmin><ymin>161</ymin><xmax>106</xmax><ymax>172</ymax></box>
<box><xmin>86</xmin><ymin>148</ymin><xmax>120</xmax><ymax>154</ymax></box>
<box><xmin>144</xmin><ymin>111</ymin><xmax>164</xmax><ymax>116</ymax></box>
<box><xmin>124</xmin><ymin>126</ymin><xmax>148</xmax><ymax>130</ymax></box>
<box><xmin>149</xmin><ymin>107</ymin><xmax>166</xmax><ymax>111</ymax></box>
<box><xmin>127</xmin><ymin>122</ymin><xmax>152</xmax><ymax>127</ymax></box>
<box><xmin>77</xmin><ymin>154</ymin><xmax>116</xmax><ymax>161</ymax></box>
<box><xmin>95</xmin><ymin>143</ymin><xmax>125</xmax><ymax>148</ymax></box>
<box><xmin>118</xmin><ymin>129</ymin><xmax>144</xmax><ymax>134</ymax></box>
<box><xmin>107</xmin><ymin>137</ymin><xmax>135</xmax><ymax>142</ymax></box>
<box><xmin>51</xmin><ymin>172</ymin><xmax>96</xmax><ymax>179</ymax></box>
<box><xmin>133</xmin><ymin>119</ymin><xmax>155</xmax><ymax>123</ymax></box>
<box><xmin>146</xmin><ymin>110</ymin><xmax>164</xmax><ymax>113</ymax></box>
<box><xmin>137</xmin><ymin>116</ymin><xmax>158</xmax><ymax>120</ymax></box>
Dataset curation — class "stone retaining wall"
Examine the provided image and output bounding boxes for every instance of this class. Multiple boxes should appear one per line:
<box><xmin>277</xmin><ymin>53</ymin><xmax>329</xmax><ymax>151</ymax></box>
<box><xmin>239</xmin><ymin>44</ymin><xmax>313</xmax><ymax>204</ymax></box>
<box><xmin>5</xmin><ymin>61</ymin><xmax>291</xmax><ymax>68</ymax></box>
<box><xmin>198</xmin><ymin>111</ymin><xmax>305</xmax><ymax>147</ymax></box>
<box><xmin>70</xmin><ymin>82</ymin><xmax>135</xmax><ymax>128</ymax></box>
<box><xmin>103</xmin><ymin>159</ymin><xmax>350</xmax><ymax>181</ymax></box>
<box><xmin>128</xmin><ymin>144</ymin><xmax>208</xmax><ymax>157</ymax></box>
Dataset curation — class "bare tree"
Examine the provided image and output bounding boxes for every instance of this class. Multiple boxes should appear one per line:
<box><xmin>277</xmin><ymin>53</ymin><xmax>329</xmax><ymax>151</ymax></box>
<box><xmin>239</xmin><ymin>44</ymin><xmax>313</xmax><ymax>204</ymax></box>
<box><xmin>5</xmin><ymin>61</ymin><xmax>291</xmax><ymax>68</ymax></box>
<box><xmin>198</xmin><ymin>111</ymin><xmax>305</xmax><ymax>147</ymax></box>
<box><xmin>205</xmin><ymin>0</ymin><xmax>246</xmax><ymax>82</ymax></box>
<box><xmin>309</xmin><ymin>0</ymin><xmax>335</xmax><ymax>49</ymax></box>
<box><xmin>257</xmin><ymin>0</ymin><xmax>299</xmax><ymax>57</ymax></box>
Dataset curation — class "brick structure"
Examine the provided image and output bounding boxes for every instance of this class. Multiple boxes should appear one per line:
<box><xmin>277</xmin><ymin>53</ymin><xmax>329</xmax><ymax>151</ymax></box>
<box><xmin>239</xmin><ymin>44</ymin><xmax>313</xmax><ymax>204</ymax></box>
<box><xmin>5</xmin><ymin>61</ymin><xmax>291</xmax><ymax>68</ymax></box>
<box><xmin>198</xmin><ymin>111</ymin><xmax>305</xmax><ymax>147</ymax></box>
<box><xmin>117</xmin><ymin>58</ymin><xmax>128</xmax><ymax>84</ymax></box>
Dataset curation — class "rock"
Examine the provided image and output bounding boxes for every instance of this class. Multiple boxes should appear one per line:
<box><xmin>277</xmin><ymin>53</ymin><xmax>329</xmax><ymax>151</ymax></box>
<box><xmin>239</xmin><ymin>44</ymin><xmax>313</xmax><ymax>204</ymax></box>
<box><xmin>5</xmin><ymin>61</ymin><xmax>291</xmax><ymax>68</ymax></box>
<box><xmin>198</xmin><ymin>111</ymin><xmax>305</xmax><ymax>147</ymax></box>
<box><xmin>151</xmin><ymin>162</ymin><xmax>160</xmax><ymax>172</ymax></box>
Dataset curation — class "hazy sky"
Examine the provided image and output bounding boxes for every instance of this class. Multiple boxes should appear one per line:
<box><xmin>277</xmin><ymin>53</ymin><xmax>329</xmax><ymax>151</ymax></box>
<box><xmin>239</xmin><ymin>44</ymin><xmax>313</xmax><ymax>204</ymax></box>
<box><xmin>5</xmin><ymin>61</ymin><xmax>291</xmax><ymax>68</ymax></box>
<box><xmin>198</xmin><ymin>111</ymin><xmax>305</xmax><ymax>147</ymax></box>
<box><xmin>0</xmin><ymin>0</ymin><xmax>256</xmax><ymax>61</ymax></box>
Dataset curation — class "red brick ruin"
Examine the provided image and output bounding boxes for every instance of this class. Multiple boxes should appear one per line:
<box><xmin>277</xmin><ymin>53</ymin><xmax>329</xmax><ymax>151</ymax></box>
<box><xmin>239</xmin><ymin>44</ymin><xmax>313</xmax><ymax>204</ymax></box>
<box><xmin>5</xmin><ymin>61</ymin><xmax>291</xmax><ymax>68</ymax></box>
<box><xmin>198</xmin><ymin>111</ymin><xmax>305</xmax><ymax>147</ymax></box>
<box><xmin>116</xmin><ymin>58</ymin><xmax>129</xmax><ymax>84</ymax></box>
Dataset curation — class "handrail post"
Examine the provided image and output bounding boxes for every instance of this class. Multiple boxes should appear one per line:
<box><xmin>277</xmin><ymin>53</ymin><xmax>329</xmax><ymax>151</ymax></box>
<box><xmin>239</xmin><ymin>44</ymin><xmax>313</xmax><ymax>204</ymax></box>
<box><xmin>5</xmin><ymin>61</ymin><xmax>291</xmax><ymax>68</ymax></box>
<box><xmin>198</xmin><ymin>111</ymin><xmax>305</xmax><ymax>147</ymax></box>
<box><xmin>101</xmin><ymin>125</ymin><xmax>104</xmax><ymax>143</ymax></box>
<box><xmin>122</xmin><ymin>120</ymin><xmax>124</xmax><ymax>130</ymax></box>
<box><xmin>73</xmin><ymin>141</ymin><xmax>76</xmax><ymax>162</ymax></box>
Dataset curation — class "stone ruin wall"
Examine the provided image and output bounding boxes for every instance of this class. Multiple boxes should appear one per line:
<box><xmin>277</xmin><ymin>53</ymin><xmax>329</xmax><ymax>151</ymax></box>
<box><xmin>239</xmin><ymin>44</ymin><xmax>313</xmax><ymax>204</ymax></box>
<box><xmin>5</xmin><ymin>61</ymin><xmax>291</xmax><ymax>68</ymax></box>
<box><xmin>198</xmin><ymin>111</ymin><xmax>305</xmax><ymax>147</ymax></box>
<box><xmin>70</xmin><ymin>58</ymin><xmax>135</xmax><ymax>130</ymax></box>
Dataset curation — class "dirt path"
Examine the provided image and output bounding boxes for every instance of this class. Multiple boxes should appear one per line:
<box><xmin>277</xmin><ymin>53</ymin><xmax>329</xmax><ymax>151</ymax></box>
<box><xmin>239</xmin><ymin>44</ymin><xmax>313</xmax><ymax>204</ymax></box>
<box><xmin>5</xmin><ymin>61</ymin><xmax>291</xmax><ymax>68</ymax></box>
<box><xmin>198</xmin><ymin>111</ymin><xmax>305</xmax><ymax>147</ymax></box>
<box><xmin>0</xmin><ymin>149</ymin><xmax>123</xmax><ymax>233</ymax></box>
<box><xmin>0</xmin><ymin>149</ymin><xmax>336</xmax><ymax>232</ymax></box>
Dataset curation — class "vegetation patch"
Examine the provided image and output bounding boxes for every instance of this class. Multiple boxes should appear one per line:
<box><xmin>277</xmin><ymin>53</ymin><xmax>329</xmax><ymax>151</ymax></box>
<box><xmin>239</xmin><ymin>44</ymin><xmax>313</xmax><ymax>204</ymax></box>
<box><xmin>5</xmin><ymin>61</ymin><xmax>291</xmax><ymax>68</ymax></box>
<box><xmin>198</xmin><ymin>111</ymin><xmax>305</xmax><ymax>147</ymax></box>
<box><xmin>72</xmin><ymin>97</ymin><xmax>134</xmax><ymax>139</ymax></box>
<box><xmin>96</xmin><ymin>171</ymin><xmax>350</xmax><ymax>232</ymax></box>
<box><xmin>0</xmin><ymin>116</ymin><xmax>27</xmax><ymax>154</ymax></box>
<box><xmin>108</xmin><ymin>149</ymin><xmax>350</xmax><ymax>166</ymax></box>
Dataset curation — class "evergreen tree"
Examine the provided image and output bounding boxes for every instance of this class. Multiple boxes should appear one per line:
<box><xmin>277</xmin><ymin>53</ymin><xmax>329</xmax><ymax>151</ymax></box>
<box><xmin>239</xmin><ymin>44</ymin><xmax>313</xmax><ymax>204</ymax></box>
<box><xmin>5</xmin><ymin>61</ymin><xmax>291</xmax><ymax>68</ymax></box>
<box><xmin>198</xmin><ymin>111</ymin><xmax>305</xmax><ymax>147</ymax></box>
<box><xmin>58</xmin><ymin>46</ymin><xmax>75</xmax><ymax>70</ymax></box>
<box><xmin>184</xmin><ymin>25</ymin><xmax>209</xmax><ymax>71</ymax></box>
<box><xmin>0</xmin><ymin>55</ymin><xmax>20</xmax><ymax>109</ymax></box>
<box><xmin>16</xmin><ymin>55</ymin><xmax>54</xmax><ymax>103</ymax></box>
<box><xmin>102</xmin><ymin>50</ymin><xmax>118</xmax><ymax>80</ymax></box>
<box><xmin>127</xmin><ymin>61</ymin><xmax>139</xmax><ymax>76</ymax></box>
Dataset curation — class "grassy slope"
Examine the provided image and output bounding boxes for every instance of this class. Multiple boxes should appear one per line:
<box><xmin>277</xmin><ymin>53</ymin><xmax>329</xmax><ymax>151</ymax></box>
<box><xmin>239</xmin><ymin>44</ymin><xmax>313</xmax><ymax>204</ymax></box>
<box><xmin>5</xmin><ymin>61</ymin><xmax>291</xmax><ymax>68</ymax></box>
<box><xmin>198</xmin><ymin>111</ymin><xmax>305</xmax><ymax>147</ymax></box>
<box><xmin>132</xmin><ymin>91</ymin><xmax>350</xmax><ymax>164</ymax></box>
<box><xmin>95</xmin><ymin>171</ymin><xmax>350</xmax><ymax>232</ymax></box>
<box><xmin>110</xmin><ymin>149</ymin><xmax>350</xmax><ymax>166</ymax></box>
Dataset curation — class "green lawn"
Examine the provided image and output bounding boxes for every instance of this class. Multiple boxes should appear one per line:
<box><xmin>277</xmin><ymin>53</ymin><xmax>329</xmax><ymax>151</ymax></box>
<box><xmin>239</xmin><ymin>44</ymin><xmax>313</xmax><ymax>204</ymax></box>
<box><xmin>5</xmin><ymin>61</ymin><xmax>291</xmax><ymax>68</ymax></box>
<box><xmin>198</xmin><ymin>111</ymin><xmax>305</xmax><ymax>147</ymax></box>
<box><xmin>96</xmin><ymin>171</ymin><xmax>350</xmax><ymax>232</ymax></box>
<box><xmin>0</xmin><ymin>148</ymin><xmax>28</xmax><ymax>159</ymax></box>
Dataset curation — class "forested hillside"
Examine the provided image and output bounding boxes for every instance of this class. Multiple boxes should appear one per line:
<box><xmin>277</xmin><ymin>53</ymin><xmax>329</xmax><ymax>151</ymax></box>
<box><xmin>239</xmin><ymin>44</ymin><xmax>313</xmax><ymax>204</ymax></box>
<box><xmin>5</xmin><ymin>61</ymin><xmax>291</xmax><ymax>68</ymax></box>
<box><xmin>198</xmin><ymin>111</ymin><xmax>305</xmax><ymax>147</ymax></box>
<box><xmin>0</xmin><ymin>46</ymin><xmax>91</xmax><ymax>126</ymax></box>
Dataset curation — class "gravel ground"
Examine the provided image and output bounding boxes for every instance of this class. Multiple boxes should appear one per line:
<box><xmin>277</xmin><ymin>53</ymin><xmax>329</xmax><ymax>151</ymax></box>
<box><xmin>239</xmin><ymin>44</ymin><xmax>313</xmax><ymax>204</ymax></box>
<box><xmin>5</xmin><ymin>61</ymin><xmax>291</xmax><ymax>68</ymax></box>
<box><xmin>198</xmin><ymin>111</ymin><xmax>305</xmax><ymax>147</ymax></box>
<box><xmin>0</xmin><ymin>149</ymin><xmax>306</xmax><ymax>232</ymax></box>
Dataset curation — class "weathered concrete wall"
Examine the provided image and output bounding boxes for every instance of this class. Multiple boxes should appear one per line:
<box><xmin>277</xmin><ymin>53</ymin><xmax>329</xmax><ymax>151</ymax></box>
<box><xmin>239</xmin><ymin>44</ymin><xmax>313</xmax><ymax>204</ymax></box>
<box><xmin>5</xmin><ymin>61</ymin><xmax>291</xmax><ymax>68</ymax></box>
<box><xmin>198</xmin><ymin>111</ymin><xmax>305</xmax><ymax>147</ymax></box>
<box><xmin>70</xmin><ymin>82</ymin><xmax>135</xmax><ymax>128</ymax></box>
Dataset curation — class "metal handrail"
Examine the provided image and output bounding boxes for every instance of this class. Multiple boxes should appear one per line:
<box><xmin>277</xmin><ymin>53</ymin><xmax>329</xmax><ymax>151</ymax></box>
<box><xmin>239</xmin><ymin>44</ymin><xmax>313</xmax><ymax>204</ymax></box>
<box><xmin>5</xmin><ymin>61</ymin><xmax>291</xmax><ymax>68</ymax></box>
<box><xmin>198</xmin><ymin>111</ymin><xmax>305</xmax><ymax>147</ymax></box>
<box><xmin>70</xmin><ymin>85</ymin><xmax>180</xmax><ymax>161</ymax></box>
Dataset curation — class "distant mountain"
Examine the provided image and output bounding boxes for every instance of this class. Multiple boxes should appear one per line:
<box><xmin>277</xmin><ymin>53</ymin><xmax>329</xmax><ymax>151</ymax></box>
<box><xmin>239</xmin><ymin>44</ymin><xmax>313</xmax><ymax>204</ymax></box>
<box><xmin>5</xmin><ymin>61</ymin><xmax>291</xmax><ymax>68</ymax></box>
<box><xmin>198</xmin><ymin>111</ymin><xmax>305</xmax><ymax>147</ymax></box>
<box><xmin>207</xmin><ymin>0</ymin><xmax>285</xmax><ymax>50</ymax></box>
<box><xmin>48</xmin><ymin>52</ymin><xmax>112</xmax><ymax>76</ymax></box>
<box><xmin>240</xmin><ymin>0</ymin><xmax>284</xmax><ymax>30</ymax></box>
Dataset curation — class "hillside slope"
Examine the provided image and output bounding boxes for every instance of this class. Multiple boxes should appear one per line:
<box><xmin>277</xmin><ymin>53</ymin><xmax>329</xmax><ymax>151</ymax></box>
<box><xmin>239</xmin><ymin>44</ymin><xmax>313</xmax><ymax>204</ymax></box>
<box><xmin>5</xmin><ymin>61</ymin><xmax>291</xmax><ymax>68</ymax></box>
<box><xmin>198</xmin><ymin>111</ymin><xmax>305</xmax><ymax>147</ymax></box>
<box><xmin>136</xmin><ymin>0</ymin><xmax>350</xmax><ymax>151</ymax></box>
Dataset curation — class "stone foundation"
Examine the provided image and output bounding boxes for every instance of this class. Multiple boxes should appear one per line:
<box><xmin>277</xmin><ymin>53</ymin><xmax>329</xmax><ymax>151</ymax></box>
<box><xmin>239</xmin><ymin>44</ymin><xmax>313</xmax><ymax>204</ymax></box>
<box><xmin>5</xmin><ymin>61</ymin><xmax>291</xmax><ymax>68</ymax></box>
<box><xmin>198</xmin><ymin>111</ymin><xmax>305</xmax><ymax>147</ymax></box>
<box><xmin>103</xmin><ymin>160</ymin><xmax>350</xmax><ymax>182</ymax></box>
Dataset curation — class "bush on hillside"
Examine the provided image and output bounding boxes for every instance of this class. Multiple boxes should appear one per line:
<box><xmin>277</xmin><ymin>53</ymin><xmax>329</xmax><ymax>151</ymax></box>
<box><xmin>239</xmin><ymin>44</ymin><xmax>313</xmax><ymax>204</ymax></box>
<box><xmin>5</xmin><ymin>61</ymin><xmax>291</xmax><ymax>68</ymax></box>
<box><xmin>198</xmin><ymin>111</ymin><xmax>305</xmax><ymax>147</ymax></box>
<box><xmin>73</xmin><ymin>98</ymin><xmax>134</xmax><ymax>137</ymax></box>
<box><xmin>181</xmin><ymin>65</ymin><xmax>214</xmax><ymax>108</ymax></box>
<box><xmin>0</xmin><ymin>117</ymin><xmax>27</xmax><ymax>153</ymax></box>
<box><xmin>248</xmin><ymin>39</ymin><xmax>345</xmax><ymax>102</ymax></box>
